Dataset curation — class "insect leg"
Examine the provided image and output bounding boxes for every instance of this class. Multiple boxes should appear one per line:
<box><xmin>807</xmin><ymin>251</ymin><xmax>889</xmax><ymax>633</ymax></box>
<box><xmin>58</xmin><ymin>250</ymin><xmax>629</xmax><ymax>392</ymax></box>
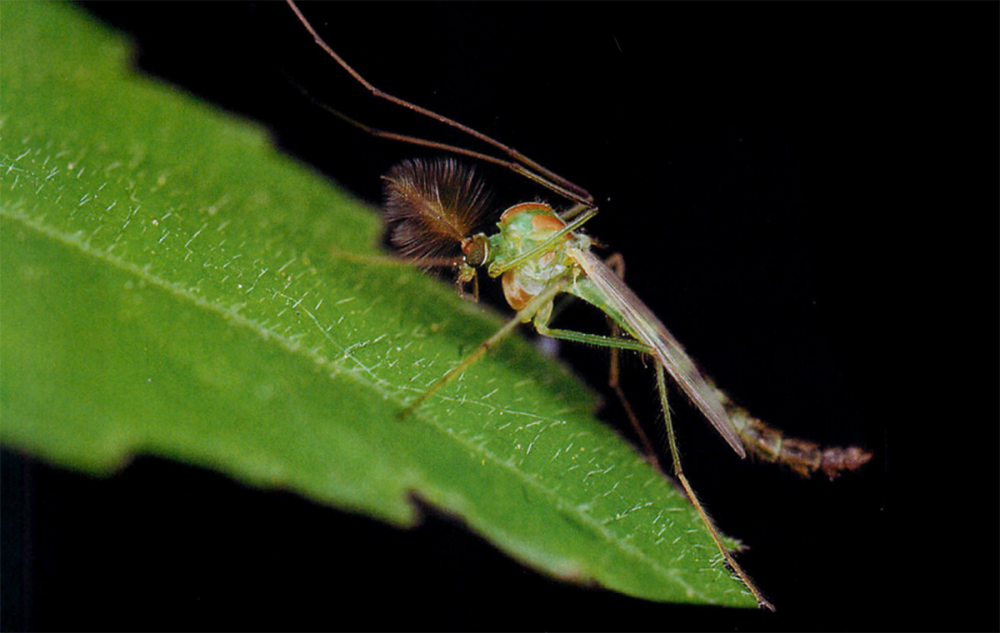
<box><xmin>655</xmin><ymin>363</ymin><xmax>775</xmax><ymax>611</ymax></box>
<box><xmin>531</xmin><ymin>315</ymin><xmax>663</xmax><ymax>466</ymax></box>
<box><xmin>535</xmin><ymin>312</ymin><xmax>775</xmax><ymax>608</ymax></box>
<box><xmin>597</xmin><ymin>254</ymin><xmax>663</xmax><ymax>463</ymax></box>
<box><xmin>284</xmin><ymin>0</ymin><xmax>594</xmax><ymax>208</ymax></box>
<box><xmin>398</xmin><ymin>278</ymin><xmax>570</xmax><ymax>419</ymax></box>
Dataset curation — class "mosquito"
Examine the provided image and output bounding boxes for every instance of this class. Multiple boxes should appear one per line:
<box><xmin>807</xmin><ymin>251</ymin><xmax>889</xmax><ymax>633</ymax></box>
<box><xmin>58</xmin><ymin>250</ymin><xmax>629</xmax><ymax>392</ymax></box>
<box><xmin>285</xmin><ymin>1</ymin><xmax>871</xmax><ymax>610</ymax></box>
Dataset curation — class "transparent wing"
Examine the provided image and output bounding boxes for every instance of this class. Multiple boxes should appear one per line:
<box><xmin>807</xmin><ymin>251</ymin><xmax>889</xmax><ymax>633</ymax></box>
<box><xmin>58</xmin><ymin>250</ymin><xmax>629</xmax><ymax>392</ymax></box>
<box><xmin>571</xmin><ymin>249</ymin><xmax>746</xmax><ymax>457</ymax></box>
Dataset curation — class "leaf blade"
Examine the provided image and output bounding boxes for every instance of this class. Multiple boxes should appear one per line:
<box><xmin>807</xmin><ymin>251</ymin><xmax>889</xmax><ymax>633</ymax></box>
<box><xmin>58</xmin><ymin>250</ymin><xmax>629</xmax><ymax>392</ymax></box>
<box><xmin>0</xmin><ymin>1</ymin><xmax>755</xmax><ymax>608</ymax></box>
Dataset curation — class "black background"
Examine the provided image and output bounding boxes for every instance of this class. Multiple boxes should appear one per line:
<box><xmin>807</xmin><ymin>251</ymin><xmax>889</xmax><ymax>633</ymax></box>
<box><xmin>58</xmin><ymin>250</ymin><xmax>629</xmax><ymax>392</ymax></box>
<box><xmin>3</xmin><ymin>3</ymin><xmax>996</xmax><ymax>631</ymax></box>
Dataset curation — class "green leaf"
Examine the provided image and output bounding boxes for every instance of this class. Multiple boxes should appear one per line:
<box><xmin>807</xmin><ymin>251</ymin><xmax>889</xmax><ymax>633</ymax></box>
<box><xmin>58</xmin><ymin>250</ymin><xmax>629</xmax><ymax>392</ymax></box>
<box><xmin>0</xmin><ymin>2</ymin><xmax>754</xmax><ymax>608</ymax></box>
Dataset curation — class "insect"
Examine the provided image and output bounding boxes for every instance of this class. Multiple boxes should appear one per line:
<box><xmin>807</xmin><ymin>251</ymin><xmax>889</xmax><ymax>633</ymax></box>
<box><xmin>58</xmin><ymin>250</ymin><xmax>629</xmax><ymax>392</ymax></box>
<box><xmin>284</xmin><ymin>1</ymin><xmax>872</xmax><ymax>609</ymax></box>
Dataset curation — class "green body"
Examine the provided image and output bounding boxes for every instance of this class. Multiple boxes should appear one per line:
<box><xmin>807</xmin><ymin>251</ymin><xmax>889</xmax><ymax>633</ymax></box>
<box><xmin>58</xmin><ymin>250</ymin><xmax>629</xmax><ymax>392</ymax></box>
<box><xmin>478</xmin><ymin>202</ymin><xmax>646</xmax><ymax>353</ymax></box>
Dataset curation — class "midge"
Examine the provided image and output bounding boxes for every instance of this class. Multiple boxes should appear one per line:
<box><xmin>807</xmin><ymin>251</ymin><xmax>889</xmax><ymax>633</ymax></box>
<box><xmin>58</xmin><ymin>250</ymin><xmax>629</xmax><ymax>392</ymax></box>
<box><xmin>285</xmin><ymin>1</ymin><xmax>870</xmax><ymax>610</ymax></box>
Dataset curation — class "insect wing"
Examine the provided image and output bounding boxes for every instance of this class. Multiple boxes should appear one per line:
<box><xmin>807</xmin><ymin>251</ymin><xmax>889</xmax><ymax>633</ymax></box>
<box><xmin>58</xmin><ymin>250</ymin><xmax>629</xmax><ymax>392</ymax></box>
<box><xmin>570</xmin><ymin>249</ymin><xmax>746</xmax><ymax>457</ymax></box>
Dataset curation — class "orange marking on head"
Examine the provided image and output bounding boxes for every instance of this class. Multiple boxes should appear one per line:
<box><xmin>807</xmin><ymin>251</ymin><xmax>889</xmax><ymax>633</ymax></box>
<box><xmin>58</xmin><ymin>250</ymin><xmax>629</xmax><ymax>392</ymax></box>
<box><xmin>499</xmin><ymin>202</ymin><xmax>553</xmax><ymax>223</ymax></box>
<box><xmin>531</xmin><ymin>213</ymin><xmax>566</xmax><ymax>232</ymax></box>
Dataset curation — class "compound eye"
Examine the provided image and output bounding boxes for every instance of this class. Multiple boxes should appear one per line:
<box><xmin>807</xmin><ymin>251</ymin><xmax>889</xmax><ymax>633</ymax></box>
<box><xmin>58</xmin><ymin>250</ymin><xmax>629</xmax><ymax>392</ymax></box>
<box><xmin>462</xmin><ymin>234</ymin><xmax>489</xmax><ymax>267</ymax></box>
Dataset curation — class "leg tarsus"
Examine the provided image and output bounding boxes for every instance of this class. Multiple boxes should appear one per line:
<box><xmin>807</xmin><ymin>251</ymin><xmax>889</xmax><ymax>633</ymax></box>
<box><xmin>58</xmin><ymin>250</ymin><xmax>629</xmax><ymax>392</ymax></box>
<box><xmin>656</xmin><ymin>364</ymin><xmax>774</xmax><ymax>611</ymax></box>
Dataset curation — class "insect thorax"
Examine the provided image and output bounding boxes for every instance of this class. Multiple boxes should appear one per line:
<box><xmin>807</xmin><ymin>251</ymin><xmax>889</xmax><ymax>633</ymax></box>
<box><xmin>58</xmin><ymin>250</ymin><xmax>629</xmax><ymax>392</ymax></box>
<box><xmin>484</xmin><ymin>202</ymin><xmax>590</xmax><ymax>312</ymax></box>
